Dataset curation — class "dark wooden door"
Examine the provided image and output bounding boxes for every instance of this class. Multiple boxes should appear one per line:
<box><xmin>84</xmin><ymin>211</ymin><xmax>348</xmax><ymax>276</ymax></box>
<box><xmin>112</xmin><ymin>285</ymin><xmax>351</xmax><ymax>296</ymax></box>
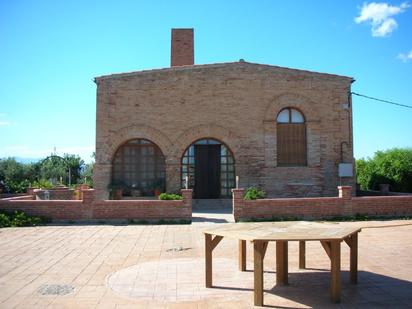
<box><xmin>194</xmin><ymin>145</ymin><xmax>221</xmax><ymax>198</ymax></box>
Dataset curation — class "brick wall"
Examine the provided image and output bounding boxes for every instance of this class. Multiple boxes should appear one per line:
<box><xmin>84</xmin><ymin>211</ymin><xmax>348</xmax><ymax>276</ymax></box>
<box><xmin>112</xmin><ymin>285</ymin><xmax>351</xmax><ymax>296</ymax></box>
<box><xmin>0</xmin><ymin>200</ymin><xmax>84</xmax><ymax>220</ymax></box>
<box><xmin>0</xmin><ymin>189</ymin><xmax>192</xmax><ymax>222</ymax></box>
<box><xmin>91</xmin><ymin>189</ymin><xmax>192</xmax><ymax>220</ymax></box>
<box><xmin>232</xmin><ymin>186</ymin><xmax>412</xmax><ymax>221</ymax></box>
<box><xmin>34</xmin><ymin>188</ymin><xmax>75</xmax><ymax>200</ymax></box>
<box><xmin>352</xmin><ymin>196</ymin><xmax>412</xmax><ymax>216</ymax></box>
<box><xmin>0</xmin><ymin>195</ymin><xmax>35</xmax><ymax>201</ymax></box>
<box><xmin>94</xmin><ymin>61</ymin><xmax>354</xmax><ymax>200</ymax></box>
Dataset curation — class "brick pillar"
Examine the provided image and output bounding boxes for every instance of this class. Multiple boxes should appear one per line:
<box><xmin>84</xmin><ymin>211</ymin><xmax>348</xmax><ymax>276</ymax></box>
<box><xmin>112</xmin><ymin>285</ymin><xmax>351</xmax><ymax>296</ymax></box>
<box><xmin>82</xmin><ymin>189</ymin><xmax>95</xmax><ymax>220</ymax></box>
<box><xmin>27</xmin><ymin>187</ymin><xmax>36</xmax><ymax>196</ymax></box>
<box><xmin>338</xmin><ymin>186</ymin><xmax>352</xmax><ymax>216</ymax></box>
<box><xmin>26</xmin><ymin>187</ymin><xmax>37</xmax><ymax>200</ymax></box>
<box><xmin>171</xmin><ymin>28</ymin><xmax>194</xmax><ymax>66</ymax></box>
<box><xmin>232</xmin><ymin>188</ymin><xmax>245</xmax><ymax>222</ymax></box>
<box><xmin>379</xmin><ymin>184</ymin><xmax>390</xmax><ymax>195</ymax></box>
<box><xmin>338</xmin><ymin>186</ymin><xmax>352</xmax><ymax>199</ymax></box>
<box><xmin>166</xmin><ymin>162</ymin><xmax>180</xmax><ymax>194</ymax></box>
<box><xmin>94</xmin><ymin>163</ymin><xmax>111</xmax><ymax>200</ymax></box>
<box><xmin>181</xmin><ymin>189</ymin><xmax>193</xmax><ymax>219</ymax></box>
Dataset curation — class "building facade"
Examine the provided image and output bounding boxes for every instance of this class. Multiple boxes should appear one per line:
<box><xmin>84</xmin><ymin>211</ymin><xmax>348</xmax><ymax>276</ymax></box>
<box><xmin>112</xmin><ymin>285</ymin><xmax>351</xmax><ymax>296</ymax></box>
<box><xmin>94</xmin><ymin>29</ymin><xmax>354</xmax><ymax>200</ymax></box>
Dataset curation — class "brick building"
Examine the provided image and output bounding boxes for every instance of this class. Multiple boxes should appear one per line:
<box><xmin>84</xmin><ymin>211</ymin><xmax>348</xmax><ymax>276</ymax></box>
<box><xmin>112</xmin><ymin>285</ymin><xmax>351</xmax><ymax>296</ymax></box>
<box><xmin>93</xmin><ymin>28</ymin><xmax>354</xmax><ymax>200</ymax></box>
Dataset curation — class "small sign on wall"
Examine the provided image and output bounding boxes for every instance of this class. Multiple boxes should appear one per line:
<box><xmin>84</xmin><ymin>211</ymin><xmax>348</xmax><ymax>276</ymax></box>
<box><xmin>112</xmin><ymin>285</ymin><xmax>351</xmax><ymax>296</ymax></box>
<box><xmin>338</xmin><ymin>163</ymin><xmax>353</xmax><ymax>177</ymax></box>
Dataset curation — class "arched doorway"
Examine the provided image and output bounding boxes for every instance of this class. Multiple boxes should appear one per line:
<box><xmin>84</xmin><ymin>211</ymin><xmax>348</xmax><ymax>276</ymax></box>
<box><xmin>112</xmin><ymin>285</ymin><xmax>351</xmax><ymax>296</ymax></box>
<box><xmin>181</xmin><ymin>138</ymin><xmax>235</xmax><ymax>198</ymax></box>
<box><xmin>112</xmin><ymin>139</ymin><xmax>165</xmax><ymax>198</ymax></box>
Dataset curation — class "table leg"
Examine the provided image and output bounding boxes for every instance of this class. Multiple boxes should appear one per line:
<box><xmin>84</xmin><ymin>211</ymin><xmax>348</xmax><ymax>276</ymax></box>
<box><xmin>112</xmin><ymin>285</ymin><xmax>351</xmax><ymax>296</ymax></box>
<box><xmin>205</xmin><ymin>234</ymin><xmax>223</xmax><ymax>288</ymax></box>
<box><xmin>254</xmin><ymin>240</ymin><xmax>264</xmax><ymax>306</ymax></box>
<box><xmin>330</xmin><ymin>240</ymin><xmax>341</xmax><ymax>303</ymax></box>
<box><xmin>299</xmin><ymin>241</ymin><xmax>306</xmax><ymax>269</ymax></box>
<box><xmin>239</xmin><ymin>240</ymin><xmax>246</xmax><ymax>271</ymax></box>
<box><xmin>350</xmin><ymin>233</ymin><xmax>358</xmax><ymax>284</ymax></box>
<box><xmin>205</xmin><ymin>233</ymin><xmax>213</xmax><ymax>288</ymax></box>
<box><xmin>276</xmin><ymin>240</ymin><xmax>288</xmax><ymax>285</ymax></box>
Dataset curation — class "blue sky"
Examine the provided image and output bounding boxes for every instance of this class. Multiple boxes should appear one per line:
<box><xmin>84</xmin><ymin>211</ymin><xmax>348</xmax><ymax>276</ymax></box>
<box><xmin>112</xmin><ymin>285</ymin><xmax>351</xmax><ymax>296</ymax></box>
<box><xmin>0</xmin><ymin>0</ymin><xmax>411</xmax><ymax>163</ymax></box>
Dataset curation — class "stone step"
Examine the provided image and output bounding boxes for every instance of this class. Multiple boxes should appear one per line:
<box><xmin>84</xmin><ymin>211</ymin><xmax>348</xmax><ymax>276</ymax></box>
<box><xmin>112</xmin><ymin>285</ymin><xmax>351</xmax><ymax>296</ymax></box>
<box><xmin>192</xmin><ymin>199</ymin><xmax>232</xmax><ymax>211</ymax></box>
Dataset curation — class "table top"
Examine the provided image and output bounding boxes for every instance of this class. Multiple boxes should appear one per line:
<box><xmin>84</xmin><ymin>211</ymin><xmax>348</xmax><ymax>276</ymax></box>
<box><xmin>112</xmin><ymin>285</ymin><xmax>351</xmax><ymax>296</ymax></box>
<box><xmin>203</xmin><ymin>221</ymin><xmax>361</xmax><ymax>241</ymax></box>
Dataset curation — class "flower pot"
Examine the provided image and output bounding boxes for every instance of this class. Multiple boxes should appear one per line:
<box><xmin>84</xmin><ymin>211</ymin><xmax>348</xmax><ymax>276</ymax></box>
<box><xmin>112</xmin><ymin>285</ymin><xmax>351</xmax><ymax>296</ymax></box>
<box><xmin>154</xmin><ymin>188</ymin><xmax>161</xmax><ymax>197</ymax></box>
<box><xmin>113</xmin><ymin>188</ymin><xmax>123</xmax><ymax>200</ymax></box>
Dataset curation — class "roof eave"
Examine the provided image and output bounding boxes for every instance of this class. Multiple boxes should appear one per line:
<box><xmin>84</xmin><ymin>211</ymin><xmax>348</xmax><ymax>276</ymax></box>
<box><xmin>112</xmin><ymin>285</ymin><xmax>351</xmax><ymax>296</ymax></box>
<box><xmin>94</xmin><ymin>61</ymin><xmax>354</xmax><ymax>83</ymax></box>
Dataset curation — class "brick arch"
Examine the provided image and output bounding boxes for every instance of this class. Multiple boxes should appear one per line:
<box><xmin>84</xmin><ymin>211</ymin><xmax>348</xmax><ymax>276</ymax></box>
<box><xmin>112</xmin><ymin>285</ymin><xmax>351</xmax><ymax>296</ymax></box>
<box><xmin>173</xmin><ymin>124</ymin><xmax>240</xmax><ymax>160</ymax></box>
<box><xmin>100</xmin><ymin>124</ymin><xmax>172</xmax><ymax>163</ymax></box>
<box><xmin>264</xmin><ymin>93</ymin><xmax>319</xmax><ymax>122</ymax></box>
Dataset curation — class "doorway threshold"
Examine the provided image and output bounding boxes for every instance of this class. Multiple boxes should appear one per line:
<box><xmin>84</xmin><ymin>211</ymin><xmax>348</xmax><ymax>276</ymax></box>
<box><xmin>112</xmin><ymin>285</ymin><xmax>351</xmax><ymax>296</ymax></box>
<box><xmin>192</xmin><ymin>199</ymin><xmax>234</xmax><ymax>224</ymax></box>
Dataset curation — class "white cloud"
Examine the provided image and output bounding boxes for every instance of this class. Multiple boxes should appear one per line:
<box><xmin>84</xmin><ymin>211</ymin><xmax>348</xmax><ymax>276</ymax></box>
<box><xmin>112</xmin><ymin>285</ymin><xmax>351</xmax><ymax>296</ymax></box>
<box><xmin>0</xmin><ymin>121</ymin><xmax>10</xmax><ymax>126</ymax></box>
<box><xmin>373</xmin><ymin>18</ymin><xmax>398</xmax><ymax>36</ymax></box>
<box><xmin>398</xmin><ymin>49</ymin><xmax>412</xmax><ymax>62</ymax></box>
<box><xmin>355</xmin><ymin>2</ymin><xmax>410</xmax><ymax>37</ymax></box>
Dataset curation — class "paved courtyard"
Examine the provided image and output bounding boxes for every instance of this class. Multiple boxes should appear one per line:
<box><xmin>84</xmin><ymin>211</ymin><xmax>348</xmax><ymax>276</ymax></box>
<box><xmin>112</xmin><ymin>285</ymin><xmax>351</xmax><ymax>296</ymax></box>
<box><xmin>0</xmin><ymin>220</ymin><xmax>411</xmax><ymax>308</ymax></box>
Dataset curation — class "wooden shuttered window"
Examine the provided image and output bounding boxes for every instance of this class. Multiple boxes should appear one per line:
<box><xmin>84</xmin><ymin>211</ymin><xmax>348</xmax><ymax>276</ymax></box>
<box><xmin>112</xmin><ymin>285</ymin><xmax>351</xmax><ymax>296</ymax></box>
<box><xmin>277</xmin><ymin>108</ymin><xmax>307</xmax><ymax>166</ymax></box>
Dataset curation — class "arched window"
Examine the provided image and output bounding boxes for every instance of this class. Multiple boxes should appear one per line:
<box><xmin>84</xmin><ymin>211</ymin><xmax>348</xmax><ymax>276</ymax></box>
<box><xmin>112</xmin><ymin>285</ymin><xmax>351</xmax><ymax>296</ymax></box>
<box><xmin>181</xmin><ymin>139</ymin><xmax>235</xmax><ymax>198</ymax></box>
<box><xmin>277</xmin><ymin>108</ymin><xmax>307</xmax><ymax>166</ymax></box>
<box><xmin>112</xmin><ymin>139</ymin><xmax>165</xmax><ymax>197</ymax></box>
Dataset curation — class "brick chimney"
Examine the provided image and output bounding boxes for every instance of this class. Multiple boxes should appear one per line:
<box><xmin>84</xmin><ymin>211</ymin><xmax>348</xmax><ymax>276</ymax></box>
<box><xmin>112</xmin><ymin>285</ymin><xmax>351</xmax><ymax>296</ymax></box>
<box><xmin>171</xmin><ymin>28</ymin><xmax>194</xmax><ymax>67</ymax></box>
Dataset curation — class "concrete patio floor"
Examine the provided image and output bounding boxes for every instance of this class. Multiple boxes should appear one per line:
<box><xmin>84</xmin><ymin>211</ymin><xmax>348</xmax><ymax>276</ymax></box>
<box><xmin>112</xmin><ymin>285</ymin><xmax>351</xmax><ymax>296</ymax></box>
<box><xmin>0</xmin><ymin>220</ymin><xmax>411</xmax><ymax>308</ymax></box>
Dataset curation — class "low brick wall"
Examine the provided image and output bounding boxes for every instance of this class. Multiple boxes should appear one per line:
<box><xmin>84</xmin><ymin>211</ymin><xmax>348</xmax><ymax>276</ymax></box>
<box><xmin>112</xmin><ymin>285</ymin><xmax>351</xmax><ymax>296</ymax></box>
<box><xmin>352</xmin><ymin>196</ymin><xmax>412</xmax><ymax>216</ymax></box>
<box><xmin>232</xmin><ymin>186</ymin><xmax>412</xmax><ymax>221</ymax></box>
<box><xmin>34</xmin><ymin>188</ymin><xmax>75</xmax><ymax>200</ymax></box>
<box><xmin>0</xmin><ymin>195</ymin><xmax>35</xmax><ymax>201</ymax></box>
<box><xmin>0</xmin><ymin>189</ymin><xmax>193</xmax><ymax>222</ymax></box>
<box><xmin>91</xmin><ymin>189</ymin><xmax>192</xmax><ymax>221</ymax></box>
<box><xmin>0</xmin><ymin>200</ymin><xmax>84</xmax><ymax>220</ymax></box>
<box><xmin>0</xmin><ymin>193</ymin><xmax>33</xmax><ymax>199</ymax></box>
<box><xmin>92</xmin><ymin>200</ymin><xmax>190</xmax><ymax>220</ymax></box>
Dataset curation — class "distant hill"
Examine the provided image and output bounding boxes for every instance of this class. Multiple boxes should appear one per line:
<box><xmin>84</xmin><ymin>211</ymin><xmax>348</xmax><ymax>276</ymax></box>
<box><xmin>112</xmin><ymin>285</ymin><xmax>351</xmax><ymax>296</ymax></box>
<box><xmin>14</xmin><ymin>157</ymin><xmax>42</xmax><ymax>164</ymax></box>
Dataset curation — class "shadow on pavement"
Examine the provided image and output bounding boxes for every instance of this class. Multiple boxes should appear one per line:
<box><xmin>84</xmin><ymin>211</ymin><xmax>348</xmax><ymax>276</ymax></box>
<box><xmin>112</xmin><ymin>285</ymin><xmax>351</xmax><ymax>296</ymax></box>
<box><xmin>212</xmin><ymin>270</ymin><xmax>412</xmax><ymax>308</ymax></box>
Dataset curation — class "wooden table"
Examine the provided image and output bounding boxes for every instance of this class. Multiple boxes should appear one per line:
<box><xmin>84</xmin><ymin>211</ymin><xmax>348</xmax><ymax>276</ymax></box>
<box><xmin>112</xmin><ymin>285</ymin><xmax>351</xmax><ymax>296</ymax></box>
<box><xmin>203</xmin><ymin>221</ymin><xmax>361</xmax><ymax>306</ymax></box>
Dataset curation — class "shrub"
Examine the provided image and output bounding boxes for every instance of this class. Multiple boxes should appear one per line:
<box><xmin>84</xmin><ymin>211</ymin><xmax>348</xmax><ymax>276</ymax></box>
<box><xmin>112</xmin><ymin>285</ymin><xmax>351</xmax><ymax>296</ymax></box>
<box><xmin>0</xmin><ymin>213</ymin><xmax>11</xmax><ymax>227</ymax></box>
<box><xmin>0</xmin><ymin>211</ymin><xmax>47</xmax><ymax>228</ymax></box>
<box><xmin>356</xmin><ymin>148</ymin><xmax>412</xmax><ymax>192</ymax></box>
<box><xmin>31</xmin><ymin>179</ymin><xmax>54</xmax><ymax>189</ymax></box>
<box><xmin>159</xmin><ymin>193</ymin><xmax>183</xmax><ymax>200</ymax></box>
<box><xmin>244</xmin><ymin>187</ymin><xmax>266</xmax><ymax>200</ymax></box>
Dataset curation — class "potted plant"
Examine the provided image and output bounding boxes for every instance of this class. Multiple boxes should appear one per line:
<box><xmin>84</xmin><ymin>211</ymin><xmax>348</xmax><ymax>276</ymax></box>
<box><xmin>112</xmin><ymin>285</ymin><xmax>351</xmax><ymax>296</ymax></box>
<box><xmin>130</xmin><ymin>183</ymin><xmax>141</xmax><ymax>197</ymax></box>
<box><xmin>108</xmin><ymin>181</ymin><xmax>126</xmax><ymax>200</ymax></box>
<box><xmin>153</xmin><ymin>179</ymin><xmax>164</xmax><ymax>197</ymax></box>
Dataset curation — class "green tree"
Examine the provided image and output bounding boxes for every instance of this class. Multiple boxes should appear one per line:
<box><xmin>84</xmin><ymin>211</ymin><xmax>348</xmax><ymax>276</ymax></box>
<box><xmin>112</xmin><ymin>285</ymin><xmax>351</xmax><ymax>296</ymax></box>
<box><xmin>79</xmin><ymin>152</ymin><xmax>95</xmax><ymax>187</ymax></box>
<box><xmin>40</xmin><ymin>156</ymin><xmax>67</xmax><ymax>184</ymax></box>
<box><xmin>63</xmin><ymin>154</ymin><xmax>85</xmax><ymax>184</ymax></box>
<box><xmin>356</xmin><ymin>148</ymin><xmax>412</xmax><ymax>193</ymax></box>
<box><xmin>0</xmin><ymin>153</ymin><xmax>88</xmax><ymax>193</ymax></box>
<box><xmin>0</xmin><ymin>158</ymin><xmax>40</xmax><ymax>193</ymax></box>
<box><xmin>80</xmin><ymin>163</ymin><xmax>93</xmax><ymax>187</ymax></box>
<box><xmin>40</xmin><ymin>154</ymin><xmax>85</xmax><ymax>185</ymax></box>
